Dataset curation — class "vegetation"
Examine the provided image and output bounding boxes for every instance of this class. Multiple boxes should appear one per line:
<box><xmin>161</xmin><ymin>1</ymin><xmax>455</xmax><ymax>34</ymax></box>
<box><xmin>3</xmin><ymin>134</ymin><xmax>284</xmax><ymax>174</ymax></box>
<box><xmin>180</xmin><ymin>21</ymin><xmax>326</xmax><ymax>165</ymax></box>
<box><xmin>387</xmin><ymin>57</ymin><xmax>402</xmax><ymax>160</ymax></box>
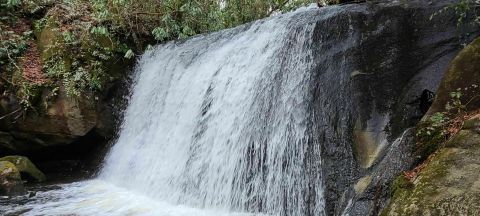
<box><xmin>450</xmin><ymin>0</ymin><xmax>480</xmax><ymax>26</ymax></box>
<box><xmin>0</xmin><ymin>0</ymin><xmax>313</xmax><ymax>109</ymax></box>
<box><xmin>416</xmin><ymin>0</ymin><xmax>480</xmax><ymax>159</ymax></box>
<box><xmin>2</xmin><ymin>0</ymin><xmax>477</xmax><ymax>110</ymax></box>
<box><xmin>430</xmin><ymin>0</ymin><xmax>480</xmax><ymax>27</ymax></box>
<box><xmin>416</xmin><ymin>85</ymin><xmax>479</xmax><ymax>159</ymax></box>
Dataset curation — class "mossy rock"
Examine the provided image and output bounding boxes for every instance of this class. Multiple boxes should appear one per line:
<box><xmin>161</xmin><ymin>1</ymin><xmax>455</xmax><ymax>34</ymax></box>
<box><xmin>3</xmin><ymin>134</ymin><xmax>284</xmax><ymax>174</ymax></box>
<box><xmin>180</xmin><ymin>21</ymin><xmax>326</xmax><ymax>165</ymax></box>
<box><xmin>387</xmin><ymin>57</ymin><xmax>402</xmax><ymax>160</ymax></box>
<box><xmin>37</xmin><ymin>17</ymin><xmax>63</xmax><ymax>63</ymax></box>
<box><xmin>382</xmin><ymin>130</ymin><xmax>480</xmax><ymax>215</ymax></box>
<box><xmin>425</xmin><ymin>37</ymin><xmax>480</xmax><ymax>117</ymax></box>
<box><xmin>0</xmin><ymin>156</ymin><xmax>46</xmax><ymax>182</ymax></box>
<box><xmin>389</xmin><ymin>174</ymin><xmax>413</xmax><ymax>195</ymax></box>
<box><xmin>0</xmin><ymin>161</ymin><xmax>24</xmax><ymax>196</ymax></box>
<box><xmin>463</xmin><ymin>115</ymin><xmax>480</xmax><ymax>134</ymax></box>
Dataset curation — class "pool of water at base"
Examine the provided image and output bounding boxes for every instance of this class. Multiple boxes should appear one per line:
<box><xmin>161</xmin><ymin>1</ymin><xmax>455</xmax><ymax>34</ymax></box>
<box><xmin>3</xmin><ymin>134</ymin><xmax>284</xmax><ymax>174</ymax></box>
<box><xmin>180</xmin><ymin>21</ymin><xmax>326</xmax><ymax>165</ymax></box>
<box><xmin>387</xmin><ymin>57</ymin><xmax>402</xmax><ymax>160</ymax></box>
<box><xmin>0</xmin><ymin>180</ymin><xmax>268</xmax><ymax>216</ymax></box>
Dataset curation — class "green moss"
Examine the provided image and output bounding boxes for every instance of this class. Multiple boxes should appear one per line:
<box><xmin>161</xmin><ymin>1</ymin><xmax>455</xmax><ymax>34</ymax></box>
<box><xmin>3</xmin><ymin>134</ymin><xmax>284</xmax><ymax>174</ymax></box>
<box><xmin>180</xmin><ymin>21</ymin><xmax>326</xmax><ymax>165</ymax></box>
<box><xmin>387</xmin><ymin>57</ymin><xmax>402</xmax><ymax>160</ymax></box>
<box><xmin>426</xmin><ymin>37</ymin><xmax>480</xmax><ymax>117</ymax></box>
<box><xmin>0</xmin><ymin>156</ymin><xmax>46</xmax><ymax>182</ymax></box>
<box><xmin>390</xmin><ymin>174</ymin><xmax>413</xmax><ymax>195</ymax></box>
<box><xmin>0</xmin><ymin>160</ymin><xmax>24</xmax><ymax>196</ymax></box>
<box><xmin>37</xmin><ymin>17</ymin><xmax>61</xmax><ymax>62</ymax></box>
<box><xmin>383</xmin><ymin>130</ymin><xmax>480</xmax><ymax>215</ymax></box>
<box><xmin>414</xmin><ymin>120</ymin><xmax>446</xmax><ymax>160</ymax></box>
<box><xmin>462</xmin><ymin>117</ymin><xmax>480</xmax><ymax>130</ymax></box>
<box><xmin>444</xmin><ymin>129</ymin><xmax>480</xmax><ymax>149</ymax></box>
<box><xmin>0</xmin><ymin>161</ymin><xmax>21</xmax><ymax>181</ymax></box>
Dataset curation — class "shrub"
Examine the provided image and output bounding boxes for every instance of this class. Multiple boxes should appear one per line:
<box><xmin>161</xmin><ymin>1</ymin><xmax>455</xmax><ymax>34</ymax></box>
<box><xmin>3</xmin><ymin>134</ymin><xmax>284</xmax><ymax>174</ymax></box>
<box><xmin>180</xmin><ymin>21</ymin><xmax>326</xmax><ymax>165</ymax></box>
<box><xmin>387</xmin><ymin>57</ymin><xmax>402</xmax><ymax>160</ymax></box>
<box><xmin>0</xmin><ymin>0</ymin><xmax>314</xmax><ymax>109</ymax></box>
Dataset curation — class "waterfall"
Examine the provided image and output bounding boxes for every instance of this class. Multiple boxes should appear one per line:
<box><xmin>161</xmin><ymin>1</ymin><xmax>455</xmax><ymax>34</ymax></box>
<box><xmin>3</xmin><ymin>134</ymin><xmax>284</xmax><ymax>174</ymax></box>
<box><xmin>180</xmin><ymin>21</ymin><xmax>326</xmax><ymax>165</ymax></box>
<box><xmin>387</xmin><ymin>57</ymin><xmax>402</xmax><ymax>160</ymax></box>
<box><xmin>100</xmin><ymin>5</ymin><xmax>325</xmax><ymax>216</ymax></box>
<box><xmin>1</xmin><ymin>5</ymin><xmax>354</xmax><ymax>216</ymax></box>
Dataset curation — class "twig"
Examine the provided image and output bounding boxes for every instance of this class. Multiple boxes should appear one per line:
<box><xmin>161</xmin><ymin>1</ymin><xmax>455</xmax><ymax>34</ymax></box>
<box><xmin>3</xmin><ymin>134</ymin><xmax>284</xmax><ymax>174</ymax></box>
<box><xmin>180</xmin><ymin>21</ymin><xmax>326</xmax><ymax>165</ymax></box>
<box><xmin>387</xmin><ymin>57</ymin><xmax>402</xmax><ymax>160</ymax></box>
<box><xmin>0</xmin><ymin>108</ymin><xmax>21</xmax><ymax>120</ymax></box>
<box><xmin>131</xmin><ymin>12</ymin><xmax>165</xmax><ymax>16</ymax></box>
<box><xmin>464</xmin><ymin>94</ymin><xmax>480</xmax><ymax>108</ymax></box>
<box><xmin>0</xmin><ymin>76</ymin><xmax>15</xmax><ymax>86</ymax></box>
<box><xmin>6</xmin><ymin>51</ymin><xmax>20</xmax><ymax>71</ymax></box>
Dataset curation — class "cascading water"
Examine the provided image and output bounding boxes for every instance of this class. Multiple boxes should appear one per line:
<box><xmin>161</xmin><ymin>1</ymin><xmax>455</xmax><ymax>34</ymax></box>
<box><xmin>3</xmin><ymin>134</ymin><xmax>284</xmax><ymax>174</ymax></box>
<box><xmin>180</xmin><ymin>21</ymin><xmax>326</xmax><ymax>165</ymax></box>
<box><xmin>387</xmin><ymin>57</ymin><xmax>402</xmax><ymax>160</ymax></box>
<box><xmin>2</xmin><ymin>5</ymin><xmax>330</xmax><ymax>216</ymax></box>
<box><xmin>99</xmin><ymin>5</ymin><xmax>324</xmax><ymax>215</ymax></box>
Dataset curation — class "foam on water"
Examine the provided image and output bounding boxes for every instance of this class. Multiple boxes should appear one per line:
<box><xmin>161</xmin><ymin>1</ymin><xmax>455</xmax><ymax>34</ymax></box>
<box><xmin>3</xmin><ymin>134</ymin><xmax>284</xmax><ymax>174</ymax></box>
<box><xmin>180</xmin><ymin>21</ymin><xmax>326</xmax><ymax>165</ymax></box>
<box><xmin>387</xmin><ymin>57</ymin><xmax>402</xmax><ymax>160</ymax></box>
<box><xmin>3</xmin><ymin>180</ymin><xmax>265</xmax><ymax>216</ymax></box>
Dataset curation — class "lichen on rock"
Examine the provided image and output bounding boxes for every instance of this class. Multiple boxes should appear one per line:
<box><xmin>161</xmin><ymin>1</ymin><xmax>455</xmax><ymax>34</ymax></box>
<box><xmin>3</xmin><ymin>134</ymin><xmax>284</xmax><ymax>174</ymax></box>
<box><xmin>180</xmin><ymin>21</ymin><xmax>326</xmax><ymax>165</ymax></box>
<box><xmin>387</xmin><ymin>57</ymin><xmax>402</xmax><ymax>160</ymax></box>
<box><xmin>425</xmin><ymin>37</ymin><xmax>480</xmax><ymax>117</ymax></box>
<box><xmin>0</xmin><ymin>161</ymin><xmax>24</xmax><ymax>196</ymax></box>
<box><xmin>0</xmin><ymin>156</ymin><xmax>46</xmax><ymax>182</ymax></box>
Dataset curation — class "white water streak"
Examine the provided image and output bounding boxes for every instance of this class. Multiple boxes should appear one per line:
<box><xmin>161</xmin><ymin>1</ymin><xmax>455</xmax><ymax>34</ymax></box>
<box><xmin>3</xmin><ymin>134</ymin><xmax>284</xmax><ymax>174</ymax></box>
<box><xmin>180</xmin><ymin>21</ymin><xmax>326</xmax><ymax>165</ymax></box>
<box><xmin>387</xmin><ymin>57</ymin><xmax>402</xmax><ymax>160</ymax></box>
<box><xmin>100</xmin><ymin>7</ymin><xmax>324</xmax><ymax>215</ymax></box>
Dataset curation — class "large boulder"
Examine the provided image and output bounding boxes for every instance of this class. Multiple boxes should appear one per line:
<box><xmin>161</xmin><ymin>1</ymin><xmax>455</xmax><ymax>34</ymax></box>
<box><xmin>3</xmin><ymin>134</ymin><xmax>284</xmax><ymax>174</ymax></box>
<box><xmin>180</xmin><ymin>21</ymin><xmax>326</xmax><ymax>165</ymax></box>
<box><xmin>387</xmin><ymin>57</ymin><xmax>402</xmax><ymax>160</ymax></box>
<box><xmin>382</xmin><ymin>37</ymin><xmax>480</xmax><ymax>215</ymax></box>
<box><xmin>0</xmin><ymin>14</ymin><xmax>131</xmax><ymax>155</ymax></box>
<box><xmin>310</xmin><ymin>0</ymin><xmax>480</xmax><ymax>214</ymax></box>
<box><xmin>382</xmin><ymin>129</ymin><xmax>480</xmax><ymax>215</ymax></box>
<box><xmin>0</xmin><ymin>87</ymin><xmax>98</xmax><ymax>154</ymax></box>
<box><xmin>0</xmin><ymin>156</ymin><xmax>46</xmax><ymax>182</ymax></box>
<box><xmin>0</xmin><ymin>161</ymin><xmax>24</xmax><ymax>196</ymax></box>
<box><xmin>425</xmin><ymin>37</ymin><xmax>480</xmax><ymax>116</ymax></box>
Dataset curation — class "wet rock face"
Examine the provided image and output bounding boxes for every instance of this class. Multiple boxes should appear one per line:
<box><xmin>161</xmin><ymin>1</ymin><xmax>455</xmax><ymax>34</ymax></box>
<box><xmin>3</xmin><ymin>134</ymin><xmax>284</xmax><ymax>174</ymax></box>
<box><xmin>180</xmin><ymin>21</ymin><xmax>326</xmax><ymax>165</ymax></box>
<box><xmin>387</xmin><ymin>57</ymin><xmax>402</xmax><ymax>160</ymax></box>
<box><xmin>305</xmin><ymin>0</ymin><xmax>479</xmax><ymax>214</ymax></box>
<box><xmin>381</xmin><ymin>37</ymin><xmax>480</xmax><ymax>216</ymax></box>
<box><xmin>0</xmin><ymin>87</ymin><xmax>124</xmax><ymax>176</ymax></box>
<box><xmin>0</xmin><ymin>88</ymin><xmax>97</xmax><ymax>154</ymax></box>
<box><xmin>0</xmin><ymin>64</ymin><xmax>130</xmax><ymax>156</ymax></box>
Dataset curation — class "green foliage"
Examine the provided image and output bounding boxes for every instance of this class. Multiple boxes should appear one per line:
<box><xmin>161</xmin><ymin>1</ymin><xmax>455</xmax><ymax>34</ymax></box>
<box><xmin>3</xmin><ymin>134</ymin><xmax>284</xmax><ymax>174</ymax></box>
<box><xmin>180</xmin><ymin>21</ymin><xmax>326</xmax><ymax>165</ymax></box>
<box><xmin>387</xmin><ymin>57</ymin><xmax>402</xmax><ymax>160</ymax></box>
<box><xmin>0</xmin><ymin>0</ymin><xmax>35</xmax><ymax>99</ymax></box>
<box><xmin>89</xmin><ymin>0</ymin><xmax>312</xmax><ymax>45</ymax></box>
<box><xmin>0</xmin><ymin>29</ymin><xmax>29</xmax><ymax>72</ymax></box>
<box><xmin>445</xmin><ymin>85</ymin><xmax>479</xmax><ymax>113</ymax></box>
<box><xmin>152</xmin><ymin>27</ymin><xmax>169</xmax><ymax>41</ymax></box>
<box><xmin>430</xmin><ymin>0</ymin><xmax>480</xmax><ymax>27</ymax></box>
<box><xmin>446</xmin><ymin>88</ymin><xmax>464</xmax><ymax>113</ymax></box>
<box><xmin>451</xmin><ymin>0</ymin><xmax>478</xmax><ymax>26</ymax></box>
<box><xmin>90</xmin><ymin>26</ymin><xmax>110</xmax><ymax>36</ymax></box>
<box><xmin>124</xmin><ymin>49</ymin><xmax>134</xmax><ymax>59</ymax></box>
<box><xmin>416</xmin><ymin>84</ymin><xmax>479</xmax><ymax>159</ymax></box>
<box><xmin>221</xmin><ymin>0</ymin><xmax>312</xmax><ymax>27</ymax></box>
<box><xmin>416</xmin><ymin>112</ymin><xmax>449</xmax><ymax>159</ymax></box>
<box><xmin>6</xmin><ymin>0</ymin><xmax>20</xmax><ymax>7</ymax></box>
<box><xmin>1</xmin><ymin>0</ymin><xmax>314</xmax><ymax>108</ymax></box>
<box><xmin>17</xmin><ymin>82</ymin><xmax>42</xmax><ymax>108</ymax></box>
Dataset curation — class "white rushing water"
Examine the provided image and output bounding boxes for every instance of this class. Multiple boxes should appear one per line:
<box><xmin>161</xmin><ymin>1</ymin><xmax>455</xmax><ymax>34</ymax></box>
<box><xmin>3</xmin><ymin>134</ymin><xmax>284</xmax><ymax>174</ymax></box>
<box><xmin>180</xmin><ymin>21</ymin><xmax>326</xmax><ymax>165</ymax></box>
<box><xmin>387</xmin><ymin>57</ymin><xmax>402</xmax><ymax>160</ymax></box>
<box><xmin>3</xmin><ymin>5</ymin><xmax>327</xmax><ymax>216</ymax></box>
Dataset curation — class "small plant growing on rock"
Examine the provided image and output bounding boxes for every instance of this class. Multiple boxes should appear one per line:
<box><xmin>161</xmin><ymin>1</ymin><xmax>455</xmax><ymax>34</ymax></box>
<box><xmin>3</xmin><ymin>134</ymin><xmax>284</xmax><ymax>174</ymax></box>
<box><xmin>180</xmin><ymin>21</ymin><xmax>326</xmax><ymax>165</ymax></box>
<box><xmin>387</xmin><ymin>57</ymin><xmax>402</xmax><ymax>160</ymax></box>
<box><xmin>416</xmin><ymin>84</ymin><xmax>479</xmax><ymax>159</ymax></box>
<box><xmin>446</xmin><ymin>89</ymin><xmax>464</xmax><ymax>112</ymax></box>
<box><xmin>416</xmin><ymin>112</ymin><xmax>449</xmax><ymax>158</ymax></box>
<box><xmin>430</xmin><ymin>0</ymin><xmax>480</xmax><ymax>27</ymax></box>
